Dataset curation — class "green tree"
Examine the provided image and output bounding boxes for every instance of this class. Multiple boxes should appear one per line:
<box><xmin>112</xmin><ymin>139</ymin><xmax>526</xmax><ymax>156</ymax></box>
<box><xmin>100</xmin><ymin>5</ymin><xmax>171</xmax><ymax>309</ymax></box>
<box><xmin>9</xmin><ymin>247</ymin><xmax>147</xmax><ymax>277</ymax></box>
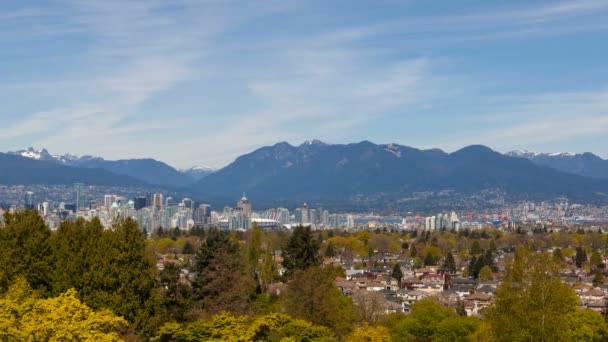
<box><xmin>478</xmin><ymin>265</ymin><xmax>493</xmax><ymax>280</ymax></box>
<box><xmin>49</xmin><ymin>218</ymin><xmax>104</xmax><ymax>296</ymax></box>
<box><xmin>576</xmin><ymin>246</ymin><xmax>587</xmax><ymax>268</ymax></box>
<box><xmin>260</xmin><ymin>248</ymin><xmax>279</xmax><ymax>288</ymax></box>
<box><xmin>281</xmin><ymin>225</ymin><xmax>321</xmax><ymax>277</ymax></box>
<box><xmin>565</xmin><ymin>308</ymin><xmax>608</xmax><ymax>341</ymax></box>
<box><xmin>325</xmin><ymin>241</ymin><xmax>336</xmax><ymax>258</ymax></box>
<box><xmin>392</xmin><ymin>263</ymin><xmax>403</xmax><ymax>283</ymax></box>
<box><xmin>383</xmin><ymin>298</ymin><xmax>478</xmax><ymax>341</ymax></box>
<box><xmin>485</xmin><ymin>248</ymin><xmax>579</xmax><ymax>341</ymax></box>
<box><xmin>410</xmin><ymin>244</ymin><xmax>418</xmax><ymax>258</ymax></box>
<box><xmin>92</xmin><ymin>218</ymin><xmax>161</xmax><ymax>337</ymax></box>
<box><xmin>470</xmin><ymin>240</ymin><xmax>482</xmax><ymax>255</ymax></box>
<box><xmin>442</xmin><ymin>252</ymin><xmax>456</xmax><ymax>272</ymax></box>
<box><xmin>552</xmin><ymin>248</ymin><xmax>564</xmax><ymax>264</ymax></box>
<box><xmin>0</xmin><ymin>210</ymin><xmax>52</xmax><ymax>293</ymax></box>
<box><xmin>590</xmin><ymin>250</ymin><xmax>603</xmax><ymax>266</ymax></box>
<box><xmin>424</xmin><ymin>252</ymin><xmax>437</xmax><ymax>266</ymax></box>
<box><xmin>182</xmin><ymin>240</ymin><xmax>195</xmax><ymax>255</ymax></box>
<box><xmin>192</xmin><ymin>228</ymin><xmax>254</xmax><ymax>315</ymax></box>
<box><xmin>159</xmin><ymin>262</ymin><xmax>193</xmax><ymax>322</ymax></box>
<box><xmin>593</xmin><ymin>271</ymin><xmax>604</xmax><ymax>287</ymax></box>
<box><xmin>283</xmin><ymin>266</ymin><xmax>357</xmax><ymax>337</ymax></box>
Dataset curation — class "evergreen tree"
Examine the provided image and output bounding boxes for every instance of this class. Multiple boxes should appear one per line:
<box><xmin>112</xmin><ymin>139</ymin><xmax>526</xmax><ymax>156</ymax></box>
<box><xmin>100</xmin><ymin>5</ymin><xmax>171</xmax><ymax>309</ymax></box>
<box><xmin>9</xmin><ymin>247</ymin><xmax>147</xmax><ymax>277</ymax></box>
<box><xmin>93</xmin><ymin>218</ymin><xmax>161</xmax><ymax>337</ymax></box>
<box><xmin>468</xmin><ymin>256</ymin><xmax>477</xmax><ymax>278</ymax></box>
<box><xmin>593</xmin><ymin>271</ymin><xmax>604</xmax><ymax>287</ymax></box>
<box><xmin>182</xmin><ymin>240</ymin><xmax>195</xmax><ymax>255</ymax></box>
<box><xmin>489</xmin><ymin>239</ymin><xmax>497</xmax><ymax>251</ymax></box>
<box><xmin>470</xmin><ymin>240</ymin><xmax>482</xmax><ymax>255</ymax></box>
<box><xmin>442</xmin><ymin>252</ymin><xmax>456</xmax><ymax>273</ymax></box>
<box><xmin>483</xmin><ymin>249</ymin><xmax>498</xmax><ymax>272</ymax></box>
<box><xmin>590</xmin><ymin>250</ymin><xmax>603</xmax><ymax>266</ymax></box>
<box><xmin>410</xmin><ymin>244</ymin><xmax>418</xmax><ymax>258</ymax></box>
<box><xmin>424</xmin><ymin>253</ymin><xmax>437</xmax><ymax>266</ymax></box>
<box><xmin>281</xmin><ymin>225</ymin><xmax>321</xmax><ymax>277</ymax></box>
<box><xmin>325</xmin><ymin>241</ymin><xmax>336</xmax><ymax>258</ymax></box>
<box><xmin>0</xmin><ymin>210</ymin><xmax>52</xmax><ymax>294</ymax></box>
<box><xmin>456</xmin><ymin>299</ymin><xmax>467</xmax><ymax>317</ymax></box>
<box><xmin>575</xmin><ymin>247</ymin><xmax>587</xmax><ymax>268</ymax></box>
<box><xmin>159</xmin><ymin>262</ymin><xmax>192</xmax><ymax>322</ymax></box>
<box><xmin>49</xmin><ymin>217</ymin><xmax>104</xmax><ymax>296</ymax></box>
<box><xmin>192</xmin><ymin>228</ymin><xmax>253</xmax><ymax>315</ymax></box>
<box><xmin>392</xmin><ymin>263</ymin><xmax>403</xmax><ymax>283</ymax></box>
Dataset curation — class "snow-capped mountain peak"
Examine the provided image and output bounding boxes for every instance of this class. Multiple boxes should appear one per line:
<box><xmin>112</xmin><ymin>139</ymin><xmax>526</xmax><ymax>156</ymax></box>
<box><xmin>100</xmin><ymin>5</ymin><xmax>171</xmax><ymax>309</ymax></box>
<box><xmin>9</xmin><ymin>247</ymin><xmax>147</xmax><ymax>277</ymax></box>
<box><xmin>184</xmin><ymin>165</ymin><xmax>216</xmax><ymax>172</ymax></box>
<box><xmin>8</xmin><ymin>147</ymin><xmax>103</xmax><ymax>164</ymax></box>
<box><xmin>506</xmin><ymin>150</ymin><xmax>577</xmax><ymax>158</ymax></box>
<box><xmin>301</xmin><ymin>139</ymin><xmax>327</xmax><ymax>146</ymax></box>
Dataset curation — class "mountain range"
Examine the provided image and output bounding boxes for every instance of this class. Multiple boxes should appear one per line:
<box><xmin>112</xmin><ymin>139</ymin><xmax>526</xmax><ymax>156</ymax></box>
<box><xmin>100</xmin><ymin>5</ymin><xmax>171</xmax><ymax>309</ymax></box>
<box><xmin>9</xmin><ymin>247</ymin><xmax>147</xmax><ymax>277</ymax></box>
<box><xmin>0</xmin><ymin>153</ymin><xmax>147</xmax><ymax>187</ymax></box>
<box><xmin>7</xmin><ymin>148</ymin><xmax>215</xmax><ymax>188</ymax></box>
<box><xmin>193</xmin><ymin>141</ymin><xmax>608</xmax><ymax>208</ymax></box>
<box><xmin>3</xmin><ymin>143</ymin><xmax>608</xmax><ymax>209</ymax></box>
<box><xmin>505</xmin><ymin>150</ymin><xmax>608</xmax><ymax>180</ymax></box>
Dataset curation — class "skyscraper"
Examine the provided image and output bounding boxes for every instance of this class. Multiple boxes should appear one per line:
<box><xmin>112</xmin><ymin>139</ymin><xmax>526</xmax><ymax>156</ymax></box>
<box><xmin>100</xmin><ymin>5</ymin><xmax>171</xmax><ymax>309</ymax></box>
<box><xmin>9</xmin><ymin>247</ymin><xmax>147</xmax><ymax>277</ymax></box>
<box><xmin>237</xmin><ymin>195</ymin><xmax>251</xmax><ymax>216</ymax></box>
<box><xmin>24</xmin><ymin>191</ymin><xmax>35</xmax><ymax>209</ymax></box>
<box><xmin>134</xmin><ymin>196</ymin><xmax>147</xmax><ymax>210</ymax></box>
<box><xmin>153</xmin><ymin>193</ymin><xmax>163</xmax><ymax>210</ymax></box>
<box><xmin>346</xmin><ymin>215</ymin><xmax>355</xmax><ymax>229</ymax></box>
<box><xmin>75</xmin><ymin>183</ymin><xmax>86</xmax><ymax>211</ymax></box>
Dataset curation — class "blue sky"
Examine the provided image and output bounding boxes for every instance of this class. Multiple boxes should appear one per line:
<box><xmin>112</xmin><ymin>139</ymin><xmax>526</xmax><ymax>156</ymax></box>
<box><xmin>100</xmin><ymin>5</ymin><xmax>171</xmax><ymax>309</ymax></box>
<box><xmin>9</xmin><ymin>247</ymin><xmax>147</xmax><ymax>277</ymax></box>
<box><xmin>1</xmin><ymin>0</ymin><xmax>607</xmax><ymax>168</ymax></box>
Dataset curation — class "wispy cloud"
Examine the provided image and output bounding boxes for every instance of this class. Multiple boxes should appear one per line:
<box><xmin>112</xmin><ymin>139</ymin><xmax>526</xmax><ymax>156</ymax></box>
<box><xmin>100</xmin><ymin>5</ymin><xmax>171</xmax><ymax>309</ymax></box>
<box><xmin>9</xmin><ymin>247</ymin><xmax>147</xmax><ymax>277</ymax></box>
<box><xmin>1</xmin><ymin>0</ymin><xmax>607</xmax><ymax>167</ymax></box>
<box><xmin>438</xmin><ymin>89</ymin><xmax>608</xmax><ymax>155</ymax></box>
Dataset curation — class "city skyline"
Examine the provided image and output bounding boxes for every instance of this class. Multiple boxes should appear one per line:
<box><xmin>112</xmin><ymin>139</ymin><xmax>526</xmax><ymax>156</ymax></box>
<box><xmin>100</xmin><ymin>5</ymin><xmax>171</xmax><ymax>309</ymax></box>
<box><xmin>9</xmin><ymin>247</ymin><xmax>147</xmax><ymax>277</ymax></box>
<box><xmin>1</xmin><ymin>1</ymin><xmax>608</xmax><ymax>168</ymax></box>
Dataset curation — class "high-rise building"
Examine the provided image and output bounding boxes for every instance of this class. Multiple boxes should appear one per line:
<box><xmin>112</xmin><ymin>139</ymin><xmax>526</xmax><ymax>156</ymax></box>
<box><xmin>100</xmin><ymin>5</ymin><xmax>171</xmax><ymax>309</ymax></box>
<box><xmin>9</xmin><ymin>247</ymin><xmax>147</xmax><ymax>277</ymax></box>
<box><xmin>237</xmin><ymin>195</ymin><xmax>251</xmax><ymax>216</ymax></box>
<box><xmin>295</xmin><ymin>203</ymin><xmax>311</xmax><ymax>224</ymax></box>
<box><xmin>104</xmin><ymin>194</ymin><xmax>117</xmax><ymax>209</ymax></box>
<box><xmin>153</xmin><ymin>194</ymin><xmax>163</xmax><ymax>210</ymax></box>
<box><xmin>182</xmin><ymin>198</ymin><xmax>193</xmax><ymax>210</ymax></box>
<box><xmin>75</xmin><ymin>183</ymin><xmax>86</xmax><ymax>210</ymax></box>
<box><xmin>277</xmin><ymin>208</ymin><xmax>290</xmax><ymax>225</ymax></box>
<box><xmin>24</xmin><ymin>191</ymin><xmax>35</xmax><ymax>209</ymax></box>
<box><xmin>134</xmin><ymin>196</ymin><xmax>147</xmax><ymax>210</ymax></box>
<box><xmin>346</xmin><ymin>215</ymin><xmax>355</xmax><ymax>229</ymax></box>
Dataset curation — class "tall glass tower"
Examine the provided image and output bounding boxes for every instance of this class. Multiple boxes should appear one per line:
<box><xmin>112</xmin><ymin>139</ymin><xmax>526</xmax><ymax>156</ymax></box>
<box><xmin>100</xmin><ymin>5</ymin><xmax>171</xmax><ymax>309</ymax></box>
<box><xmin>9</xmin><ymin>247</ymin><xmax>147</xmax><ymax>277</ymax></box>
<box><xmin>75</xmin><ymin>183</ymin><xmax>86</xmax><ymax>210</ymax></box>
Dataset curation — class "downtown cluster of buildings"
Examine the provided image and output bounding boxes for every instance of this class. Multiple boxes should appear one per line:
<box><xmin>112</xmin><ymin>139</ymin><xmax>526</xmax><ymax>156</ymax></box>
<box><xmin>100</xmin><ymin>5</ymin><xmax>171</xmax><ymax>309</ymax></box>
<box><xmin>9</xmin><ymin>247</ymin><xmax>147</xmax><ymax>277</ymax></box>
<box><xmin>4</xmin><ymin>185</ymin><xmax>608</xmax><ymax>233</ymax></box>
<box><xmin>7</xmin><ymin>184</ymin><xmax>357</xmax><ymax>233</ymax></box>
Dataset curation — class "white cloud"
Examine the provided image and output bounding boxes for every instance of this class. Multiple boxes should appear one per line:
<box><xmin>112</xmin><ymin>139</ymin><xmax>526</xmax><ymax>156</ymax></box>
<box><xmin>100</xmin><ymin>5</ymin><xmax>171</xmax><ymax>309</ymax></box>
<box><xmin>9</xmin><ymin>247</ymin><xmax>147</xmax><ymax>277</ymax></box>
<box><xmin>2</xmin><ymin>0</ymin><xmax>608</xmax><ymax>168</ymax></box>
<box><xmin>438</xmin><ymin>89</ymin><xmax>608</xmax><ymax>154</ymax></box>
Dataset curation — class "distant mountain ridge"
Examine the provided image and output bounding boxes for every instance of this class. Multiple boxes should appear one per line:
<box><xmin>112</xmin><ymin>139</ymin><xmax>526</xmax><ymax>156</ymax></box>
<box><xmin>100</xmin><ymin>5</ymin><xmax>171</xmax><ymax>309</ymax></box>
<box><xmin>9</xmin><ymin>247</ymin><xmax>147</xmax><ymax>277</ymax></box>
<box><xmin>506</xmin><ymin>150</ymin><xmax>608</xmax><ymax>180</ymax></box>
<box><xmin>8</xmin><ymin>147</ymin><xmax>215</xmax><ymax>187</ymax></box>
<box><xmin>193</xmin><ymin>141</ymin><xmax>608</xmax><ymax>207</ymax></box>
<box><xmin>0</xmin><ymin>153</ymin><xmax>147</xmax><ymax>187</ymax></box>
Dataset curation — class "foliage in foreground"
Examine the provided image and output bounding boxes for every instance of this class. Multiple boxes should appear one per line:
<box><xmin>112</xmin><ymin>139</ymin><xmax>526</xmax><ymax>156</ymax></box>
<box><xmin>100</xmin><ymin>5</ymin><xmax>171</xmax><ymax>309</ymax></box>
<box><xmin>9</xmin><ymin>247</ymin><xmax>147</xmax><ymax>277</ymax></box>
<box><xmin>0</xmin><ymin>278</ymin><xmax>126</xmax><ymax>341</ymax></box>
<box><xmin>151</xmin><ymin>312</ymin><xmax>337</xmax><ymax>342</ymax></box>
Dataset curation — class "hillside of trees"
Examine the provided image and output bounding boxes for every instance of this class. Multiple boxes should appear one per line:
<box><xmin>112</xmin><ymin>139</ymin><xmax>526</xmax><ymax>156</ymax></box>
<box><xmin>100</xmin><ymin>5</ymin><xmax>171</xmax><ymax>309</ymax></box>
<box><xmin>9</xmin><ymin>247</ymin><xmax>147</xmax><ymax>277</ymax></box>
<box><xmin>1</xmin><ymin>210</ymin><xmax>608</xmax><ymax>341</ymax></box>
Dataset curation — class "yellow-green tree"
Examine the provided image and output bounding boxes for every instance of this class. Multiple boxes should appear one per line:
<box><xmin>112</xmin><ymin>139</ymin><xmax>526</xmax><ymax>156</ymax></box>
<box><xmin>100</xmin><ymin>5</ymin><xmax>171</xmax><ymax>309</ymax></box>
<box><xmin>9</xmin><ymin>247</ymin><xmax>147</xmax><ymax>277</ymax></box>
<box><xmin>346</xmin><ymin>324</ymin><xmax>392</xmax><ymax>342</ymax></box>
<box><xmin>0</xmin><ymin>279</ymin><xmax>126</xmax><ymax>341</ymax></box>
<box><xmin>381</xmin><ymin>299</ymin><xmax>478</xmax><ymax>342</ymax></box>
<box><xmin>283</xmin><ymin>266</ymin><xmax>357</xmax><ymax>337</ymax></box>
<box><xmin>485</xmin><ymin>247</ymin><xmax>579</xmax><ymax>341</ymax></box>
<box><xmin>152</xmin><ymin>312</ymin><xmax>337</xmax><ymax>342</ymax></box>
